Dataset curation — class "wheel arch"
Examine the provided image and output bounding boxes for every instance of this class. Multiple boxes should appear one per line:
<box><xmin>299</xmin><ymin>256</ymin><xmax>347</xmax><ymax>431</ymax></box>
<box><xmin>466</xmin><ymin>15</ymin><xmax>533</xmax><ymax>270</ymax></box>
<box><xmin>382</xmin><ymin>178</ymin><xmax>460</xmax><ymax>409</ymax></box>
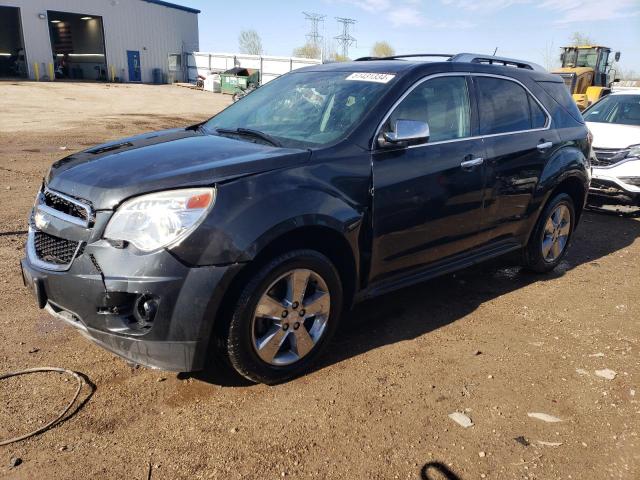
<box><xmin>213</xmin><ymin>222</ymin><xmax>360</xmax><ymax>343</ymax></box>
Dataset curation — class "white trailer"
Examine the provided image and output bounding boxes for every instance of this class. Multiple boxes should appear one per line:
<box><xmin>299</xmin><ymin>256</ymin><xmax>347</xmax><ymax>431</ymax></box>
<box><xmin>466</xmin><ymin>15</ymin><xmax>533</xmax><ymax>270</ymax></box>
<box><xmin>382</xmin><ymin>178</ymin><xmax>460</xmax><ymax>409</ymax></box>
<box><xmin>187</xmin><ymin>52</ymin><xmax>321</xmax><ymax>85</ymax></box>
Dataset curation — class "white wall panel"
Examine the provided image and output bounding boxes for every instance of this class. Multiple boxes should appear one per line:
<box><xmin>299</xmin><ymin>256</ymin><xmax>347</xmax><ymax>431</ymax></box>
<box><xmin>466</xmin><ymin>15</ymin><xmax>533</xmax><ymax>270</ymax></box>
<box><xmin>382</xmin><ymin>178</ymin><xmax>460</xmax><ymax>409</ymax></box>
<box><xmin>0</xmin><ymin>0</ymin><xmax>198</xmax><ymax>82</ymax></box>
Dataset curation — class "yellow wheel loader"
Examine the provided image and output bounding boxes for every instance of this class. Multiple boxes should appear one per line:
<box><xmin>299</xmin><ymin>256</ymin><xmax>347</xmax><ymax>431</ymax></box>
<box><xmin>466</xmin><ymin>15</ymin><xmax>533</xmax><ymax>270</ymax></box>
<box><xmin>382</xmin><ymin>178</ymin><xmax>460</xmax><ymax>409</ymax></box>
<box><xmin>552</xmin><ymin>46</ymin><xmax>621</xmax><ymax>110</ymax></box>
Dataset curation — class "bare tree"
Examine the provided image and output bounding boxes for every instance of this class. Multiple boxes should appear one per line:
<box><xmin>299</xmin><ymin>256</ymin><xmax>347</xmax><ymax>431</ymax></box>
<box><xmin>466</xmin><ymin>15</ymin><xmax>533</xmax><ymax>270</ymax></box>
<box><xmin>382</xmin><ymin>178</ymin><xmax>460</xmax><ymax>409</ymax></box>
<box><xmin>371</xmin><ymin>41</ymin><xmax>395</xmax><ymax>58</ymax></box>
<box><xmin>293</xmin><ymin>43</ymin><xmax>321</xmax><ymax>59</ymax></box>
<box><xmin>570</xmin><ymin>32</ymin><xmax>595</xmax><ymax>46</ymax></box>
<box><xmin>618</xmin><ymin>68</ymin><xmax>638</xmax><ymax>81</ymax></box>
<box><xmin>239</xmin><ymin>30</ymin><xmax>263</xmax><ymax>55</ymax></box>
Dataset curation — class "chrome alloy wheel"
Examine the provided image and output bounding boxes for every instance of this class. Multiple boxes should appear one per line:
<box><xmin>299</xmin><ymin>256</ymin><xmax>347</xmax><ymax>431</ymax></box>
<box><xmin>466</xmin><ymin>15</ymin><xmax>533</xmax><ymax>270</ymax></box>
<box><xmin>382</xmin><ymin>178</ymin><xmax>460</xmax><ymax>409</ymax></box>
<box><xmin>251</xmin><ymin>269</ymin><xmax>331</xmax><ymax>366</ymax></box>
<box><xmin>542</xmin><ymin>203</ymin><xmax>571</xmax><ymax>262</ymax></box>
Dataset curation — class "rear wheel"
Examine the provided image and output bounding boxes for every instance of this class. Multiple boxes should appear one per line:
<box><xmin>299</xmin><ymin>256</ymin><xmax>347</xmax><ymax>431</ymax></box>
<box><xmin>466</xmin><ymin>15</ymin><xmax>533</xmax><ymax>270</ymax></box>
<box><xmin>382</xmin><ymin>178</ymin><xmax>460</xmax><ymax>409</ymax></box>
<box><xmin>222</xmin><ymin>250</ymin><xmax>342</xmax><ymax>384</ymax></box>
<box><xmin>523</xmin><ymin>193</ymin><xmax>575</xmax><ymax>273</ymax></box>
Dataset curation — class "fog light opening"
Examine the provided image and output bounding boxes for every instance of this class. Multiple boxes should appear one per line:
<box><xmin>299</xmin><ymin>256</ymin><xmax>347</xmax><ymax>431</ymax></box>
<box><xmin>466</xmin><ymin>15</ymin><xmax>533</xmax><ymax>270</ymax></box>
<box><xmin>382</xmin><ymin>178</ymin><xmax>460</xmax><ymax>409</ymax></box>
<box><xmin>134</xmin><ymin>295</ymin><xmax>159</xmax><ymax>327</ymax></box>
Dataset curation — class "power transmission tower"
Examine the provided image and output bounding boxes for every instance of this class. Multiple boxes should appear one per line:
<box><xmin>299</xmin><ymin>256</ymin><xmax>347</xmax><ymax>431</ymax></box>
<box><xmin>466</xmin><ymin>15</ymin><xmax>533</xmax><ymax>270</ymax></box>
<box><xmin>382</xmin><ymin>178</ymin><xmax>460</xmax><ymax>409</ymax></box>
<box><xmin>303</xmin><ymin>12</ymin><xmax>326</xmax><ymax>49</ymax></box>
<box><xmin>334</xmin><ymin>17</ymin><xmax>356</xmax><ymax>58</ymax></box>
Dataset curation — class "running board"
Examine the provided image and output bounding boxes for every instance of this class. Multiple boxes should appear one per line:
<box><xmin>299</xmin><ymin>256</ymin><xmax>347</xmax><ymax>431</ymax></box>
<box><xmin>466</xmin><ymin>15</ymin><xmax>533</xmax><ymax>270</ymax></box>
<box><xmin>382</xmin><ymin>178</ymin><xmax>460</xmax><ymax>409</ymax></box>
<box><xmin>356</xmin><ymin>240</ymin><xmax>521</xmax><ymax>302</ymax></box>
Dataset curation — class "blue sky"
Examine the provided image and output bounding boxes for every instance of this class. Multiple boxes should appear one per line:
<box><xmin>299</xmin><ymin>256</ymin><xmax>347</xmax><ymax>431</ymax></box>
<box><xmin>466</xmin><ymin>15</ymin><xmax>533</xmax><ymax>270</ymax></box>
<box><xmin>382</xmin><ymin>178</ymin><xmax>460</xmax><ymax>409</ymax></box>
<box><xmin>180</xmin><ymin>0</ymin><xmax>640</xmax><ymax>73</ymax></box>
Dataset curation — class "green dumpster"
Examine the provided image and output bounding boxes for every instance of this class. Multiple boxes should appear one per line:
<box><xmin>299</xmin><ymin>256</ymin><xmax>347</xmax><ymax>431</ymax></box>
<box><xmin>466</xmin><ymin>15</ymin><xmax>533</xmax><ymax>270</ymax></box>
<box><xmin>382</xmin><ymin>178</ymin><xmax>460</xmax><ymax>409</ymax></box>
<box><xmin>220</xmin><ymin>67</ymin><xmax>260</xmax><ymax>95</ymax></box>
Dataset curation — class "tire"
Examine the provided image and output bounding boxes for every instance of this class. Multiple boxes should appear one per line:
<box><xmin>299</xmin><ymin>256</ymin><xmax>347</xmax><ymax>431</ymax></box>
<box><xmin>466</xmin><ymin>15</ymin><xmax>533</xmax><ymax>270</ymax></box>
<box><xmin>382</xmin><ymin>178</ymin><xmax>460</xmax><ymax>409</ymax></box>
<box><xmin>523</xmin><ymin>193</ymin><xmax>576</xmax><ymax>273</ymax></box>
<box><xmin>222</xmin><ymin>249</ymin><xmax>343</xmax><ymax>384</ymax></box>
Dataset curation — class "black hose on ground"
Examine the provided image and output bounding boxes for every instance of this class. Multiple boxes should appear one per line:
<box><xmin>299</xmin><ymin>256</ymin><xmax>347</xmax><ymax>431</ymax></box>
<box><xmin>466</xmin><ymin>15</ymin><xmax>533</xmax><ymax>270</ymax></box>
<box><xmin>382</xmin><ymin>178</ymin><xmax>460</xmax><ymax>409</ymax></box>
<box><xmin>0</xmin><ymin>367</ymin><xmax>85</xmax><ymax>446</ymax></box>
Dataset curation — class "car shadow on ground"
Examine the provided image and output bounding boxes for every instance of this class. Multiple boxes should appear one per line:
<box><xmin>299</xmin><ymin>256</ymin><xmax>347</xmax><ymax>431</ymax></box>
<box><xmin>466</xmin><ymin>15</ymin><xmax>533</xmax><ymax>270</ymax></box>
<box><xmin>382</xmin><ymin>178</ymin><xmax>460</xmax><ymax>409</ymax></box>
<box><xmin>191</xmin><ymin>210</ymin><xmax>640</xmax><ymax>387</ymax></box>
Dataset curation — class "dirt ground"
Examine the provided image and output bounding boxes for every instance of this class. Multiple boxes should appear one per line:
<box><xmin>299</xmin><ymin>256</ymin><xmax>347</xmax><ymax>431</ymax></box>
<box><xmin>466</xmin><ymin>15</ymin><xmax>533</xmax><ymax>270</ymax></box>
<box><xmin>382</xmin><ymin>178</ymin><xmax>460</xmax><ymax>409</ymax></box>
<box><xmin>0</xmin><ymin>81</ymin><xmax>638</xmax><ymax>480</ymax></box>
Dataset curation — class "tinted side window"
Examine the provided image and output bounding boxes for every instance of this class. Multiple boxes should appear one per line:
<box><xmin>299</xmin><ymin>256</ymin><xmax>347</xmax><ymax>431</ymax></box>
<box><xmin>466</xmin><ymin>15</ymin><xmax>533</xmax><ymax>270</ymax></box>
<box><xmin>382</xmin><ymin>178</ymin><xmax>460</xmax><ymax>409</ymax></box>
<box><xmin>388</xmin><ymin>76</ymin><xmax>471</xmax><ymax>142</ymax></box>
<box><xmin>530</xmin><ymin>96</ymin><xmax>547</xmax><ymax>129</ymax></box>
<box><xmin>537</xmin><ymin>80</ymin><xmax>584</xmax><ymax>124</ymax></box>
<box><xmin>476</xmin><ymin>77</ymin><xmax>532</xmax><ymax>135</ymax></box>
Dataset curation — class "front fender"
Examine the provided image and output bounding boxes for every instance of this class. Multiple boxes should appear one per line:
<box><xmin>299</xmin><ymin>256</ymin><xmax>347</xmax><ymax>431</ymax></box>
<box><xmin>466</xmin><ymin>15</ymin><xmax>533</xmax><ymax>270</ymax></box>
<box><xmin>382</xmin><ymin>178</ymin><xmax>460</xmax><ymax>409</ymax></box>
<box><xmin>170</xmin><ymin>161</ymin><xmax>370</xmax><ymax>266</ymax></box>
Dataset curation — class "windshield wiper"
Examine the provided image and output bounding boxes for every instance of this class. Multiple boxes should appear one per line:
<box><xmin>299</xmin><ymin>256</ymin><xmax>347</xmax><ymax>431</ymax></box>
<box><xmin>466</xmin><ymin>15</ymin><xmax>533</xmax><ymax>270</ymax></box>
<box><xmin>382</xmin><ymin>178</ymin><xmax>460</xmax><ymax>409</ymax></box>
<box><xmin>215</xmin><ymin>128</ymin><xmax>282</xmax><ymax>147</ymax></box>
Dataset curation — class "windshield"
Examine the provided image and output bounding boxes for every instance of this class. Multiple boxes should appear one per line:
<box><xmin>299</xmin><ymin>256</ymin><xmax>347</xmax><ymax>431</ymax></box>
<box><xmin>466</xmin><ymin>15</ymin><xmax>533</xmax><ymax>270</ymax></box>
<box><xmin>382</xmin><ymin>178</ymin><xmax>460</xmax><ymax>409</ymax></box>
<box><xmin>203</xmin><ymin>71</ymin><xmax>393</xmax><ymax>148</ymax></box>
<box><xmin>583</xmin><ymin>95</ymin><xmax>640</xmax><ymax>126</ymax></box>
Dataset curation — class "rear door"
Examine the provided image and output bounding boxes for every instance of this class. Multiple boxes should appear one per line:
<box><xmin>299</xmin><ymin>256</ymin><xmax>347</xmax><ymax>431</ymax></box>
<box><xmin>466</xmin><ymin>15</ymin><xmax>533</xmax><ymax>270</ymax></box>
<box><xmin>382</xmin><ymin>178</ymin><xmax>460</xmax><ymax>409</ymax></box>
<box><xmin>369</xmin><ymin>74</ymin><xmax>487</xmax><ymax>283</ymax></box>
<box><xmin>474</xmin><ymin>75</ymin><xmax>559</xmax><ymax>244</ymax></box>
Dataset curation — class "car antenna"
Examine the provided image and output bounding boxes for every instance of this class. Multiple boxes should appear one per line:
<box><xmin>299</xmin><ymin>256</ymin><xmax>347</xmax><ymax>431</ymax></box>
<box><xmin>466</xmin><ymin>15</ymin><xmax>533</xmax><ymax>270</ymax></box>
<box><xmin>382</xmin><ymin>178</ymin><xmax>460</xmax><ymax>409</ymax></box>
<box><xmin>493</xmin><ymin>47</ymin><xmax>498</xmax><ymax>55</ymax></box>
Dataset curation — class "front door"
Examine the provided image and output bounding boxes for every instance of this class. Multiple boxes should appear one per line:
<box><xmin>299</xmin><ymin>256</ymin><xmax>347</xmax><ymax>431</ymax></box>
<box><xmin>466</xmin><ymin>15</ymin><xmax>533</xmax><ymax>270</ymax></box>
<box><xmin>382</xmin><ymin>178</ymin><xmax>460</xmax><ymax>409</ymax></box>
<box><xmin>370</xmin><ymin>75</ymin><xmax>487</xmax><ymax>284</ymax></box>
<box><xmin>127</xmin><ymin>50</ymin><xmax>141</xmax><ymax>82</ymax></box>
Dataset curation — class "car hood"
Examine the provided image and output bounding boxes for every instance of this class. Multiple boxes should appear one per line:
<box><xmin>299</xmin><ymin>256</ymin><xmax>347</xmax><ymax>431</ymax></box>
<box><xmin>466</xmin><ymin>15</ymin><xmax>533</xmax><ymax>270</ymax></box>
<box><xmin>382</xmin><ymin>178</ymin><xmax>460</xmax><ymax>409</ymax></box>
<box><xmin>46</xmin><ymin>128</ymin><xmax>310</xmax><ymax>210</ymax></box>
<box><xmin>586</xmin><ymin>121</ymin><xmax>640</xmax><ymax>149</ymax></box>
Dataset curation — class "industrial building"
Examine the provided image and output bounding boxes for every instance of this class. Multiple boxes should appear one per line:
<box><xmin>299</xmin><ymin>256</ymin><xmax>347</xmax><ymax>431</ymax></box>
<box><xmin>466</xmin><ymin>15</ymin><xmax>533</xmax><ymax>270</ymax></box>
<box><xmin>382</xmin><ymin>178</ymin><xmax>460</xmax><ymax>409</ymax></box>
<box><xmin>0</xmin><ymin>0</ymin><xmax>199</xmax><ymax>82</ymax></box>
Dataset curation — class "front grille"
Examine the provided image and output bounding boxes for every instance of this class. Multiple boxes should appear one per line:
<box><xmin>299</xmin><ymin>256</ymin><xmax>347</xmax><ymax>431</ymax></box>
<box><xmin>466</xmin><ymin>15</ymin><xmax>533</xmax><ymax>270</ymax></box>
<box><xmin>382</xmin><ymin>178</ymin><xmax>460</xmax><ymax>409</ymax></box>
<box><xmin>33</xmin><ymin>231</ymin><xmax>80</xmax><ymax>265</ymax></box>
<box><xmin>43</xmin><ymin>190</ymin><xmax>89</xmax><ymax>222</ymax></box>
<box><xmin>593</xmin><ymin>148</ymin><xmax>630</xmax><ymax>167</ymax></box>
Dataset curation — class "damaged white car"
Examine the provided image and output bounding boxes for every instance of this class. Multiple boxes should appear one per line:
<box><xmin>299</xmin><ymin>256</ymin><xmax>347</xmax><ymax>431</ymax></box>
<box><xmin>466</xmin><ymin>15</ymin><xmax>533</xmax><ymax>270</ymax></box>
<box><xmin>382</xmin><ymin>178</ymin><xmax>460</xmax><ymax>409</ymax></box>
<box><xmin>584</xmin><ymin>89</ymin><xmax>640</xmax><ymax>209</ymax></box>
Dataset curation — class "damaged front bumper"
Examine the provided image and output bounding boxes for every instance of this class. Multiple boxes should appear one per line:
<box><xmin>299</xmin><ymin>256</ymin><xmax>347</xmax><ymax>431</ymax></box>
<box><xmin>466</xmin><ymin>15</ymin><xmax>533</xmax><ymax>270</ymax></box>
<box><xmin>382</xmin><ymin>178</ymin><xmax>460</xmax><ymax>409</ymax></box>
<box><xmin>21</xmin><ymin>231</ymin><xmax>241</xmax><ymax>371</ymax></box>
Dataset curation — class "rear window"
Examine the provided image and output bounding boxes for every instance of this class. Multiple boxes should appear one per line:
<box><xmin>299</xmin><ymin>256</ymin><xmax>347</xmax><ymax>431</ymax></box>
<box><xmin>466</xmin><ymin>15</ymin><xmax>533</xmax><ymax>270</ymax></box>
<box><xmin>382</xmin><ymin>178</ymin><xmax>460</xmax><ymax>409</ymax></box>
<box><xmin>537</xmin><ymin>80</ymin><xmax>584</xmax><ymax>124</ymax></box>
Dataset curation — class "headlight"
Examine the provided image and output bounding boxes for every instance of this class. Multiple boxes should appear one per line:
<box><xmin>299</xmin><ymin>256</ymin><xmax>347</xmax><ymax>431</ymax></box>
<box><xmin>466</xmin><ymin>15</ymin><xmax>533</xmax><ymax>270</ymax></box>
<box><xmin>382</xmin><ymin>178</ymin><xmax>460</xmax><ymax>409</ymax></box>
<box><xmin>104</xmin><ymin>188</ymin><xmax>216</xmax><ymax>252</ymax></box>
<box><xmin>628</xmin><ymin>144</ymin><xmax>640</xmax><ymax>159</ymax></box>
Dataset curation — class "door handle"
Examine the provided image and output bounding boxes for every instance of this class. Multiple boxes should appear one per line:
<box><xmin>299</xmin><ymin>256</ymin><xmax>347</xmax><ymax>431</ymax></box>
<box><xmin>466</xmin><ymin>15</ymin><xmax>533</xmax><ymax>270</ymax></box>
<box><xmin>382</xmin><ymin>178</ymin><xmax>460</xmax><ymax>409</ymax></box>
<box><xmin>537</xmin><ymin>141</ymin><xmax>553</xmax><ymax>151</ymax></box>
<box><xmin>460</xmin><ymin>157</ymin><xmax>484</xmax><ymax>171</ymax></box>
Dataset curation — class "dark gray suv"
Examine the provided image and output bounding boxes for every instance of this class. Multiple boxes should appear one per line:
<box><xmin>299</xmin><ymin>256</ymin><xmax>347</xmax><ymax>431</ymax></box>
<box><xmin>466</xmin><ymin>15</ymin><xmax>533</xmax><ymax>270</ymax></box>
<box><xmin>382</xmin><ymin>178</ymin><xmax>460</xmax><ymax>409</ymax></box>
<box><xmin>22</xmin><ymin>53</ymin><xmax>591</xmax><ymax>383</ymax></box>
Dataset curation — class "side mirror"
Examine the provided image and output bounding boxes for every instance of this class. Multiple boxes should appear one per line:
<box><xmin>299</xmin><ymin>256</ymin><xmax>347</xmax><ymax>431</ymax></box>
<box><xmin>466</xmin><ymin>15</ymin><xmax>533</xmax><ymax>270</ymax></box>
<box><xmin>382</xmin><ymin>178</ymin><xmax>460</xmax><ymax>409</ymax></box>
<box><xmin>614</xmin><ymin>51</ymin><xmax>621</xmax><ymax>62</ymax></box>
<box><xmin>560</xmin><ymin>52</ymin><xmax>565</xmax><ymax>64</ymax></box>
<box><xmin>382</xmin><ymin>119</ymin><xmax>430</xmax><ymax>146</ymax></box>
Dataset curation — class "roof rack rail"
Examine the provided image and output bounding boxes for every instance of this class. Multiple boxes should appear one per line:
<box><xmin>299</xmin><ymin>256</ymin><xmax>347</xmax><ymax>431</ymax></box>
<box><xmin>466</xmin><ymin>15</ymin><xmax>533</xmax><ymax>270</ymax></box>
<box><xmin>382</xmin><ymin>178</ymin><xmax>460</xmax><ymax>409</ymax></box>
<box><xmin>354</xmin><ymin>52</ymin><xmax>546</xmax><ymax>72</ymax></box>
<box><xmin>355</xmin><ymin>53</ymin><xmax>454</xmax><ymax>61</ymax></box>
<box><xmin>449</xmin><ymin>53</ymin><xmax>546</xmax><ymax>72</ymax></box>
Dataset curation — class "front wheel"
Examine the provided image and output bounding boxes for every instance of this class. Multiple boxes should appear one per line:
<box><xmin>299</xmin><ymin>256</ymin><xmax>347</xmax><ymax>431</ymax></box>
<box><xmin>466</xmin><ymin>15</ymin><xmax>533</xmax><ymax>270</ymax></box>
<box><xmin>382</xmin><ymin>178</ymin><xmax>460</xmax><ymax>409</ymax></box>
<box><xmin>523</xmin><ymin>193</ymin><xmax>575</xmax><ymax>273</ymax></box>
<box><xmin>222</xmin><ymin>250</ymin><xmax>343</xmax><ymax>384</ymax></box>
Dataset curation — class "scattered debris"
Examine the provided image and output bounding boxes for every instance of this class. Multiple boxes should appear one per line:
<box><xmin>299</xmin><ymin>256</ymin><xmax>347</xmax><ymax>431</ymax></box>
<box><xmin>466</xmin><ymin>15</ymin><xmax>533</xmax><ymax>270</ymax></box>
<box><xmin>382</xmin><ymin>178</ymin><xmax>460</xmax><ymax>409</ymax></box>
<box><xmin>631</xmin><ymin>389</ymin><xmax>636</xmax><ymax>397</ymax></box>
<box><xmin>478</xmin><ymin>451</ymin><xmax>486</xmax><ymax>457</ymax></box>
<box><xmin>59</xmin><ymin>146</ymin><xmax>67</xmax><ymax>150</ymax></box>
<box><xmin>448</xmin><ymin>412</ymin><xmax>474</xmax><ymax>428</ymax></box>
<box><xmin>527</xmin><ymin>412</ymin><xmax>562</xmax><ymax>423</ymax></box>
<box><xmin>487</xmin><ymin>375</ymin><xmax>494</xmax><ymax>379</ymax></box>
<box><xmin>576</xmin><ymin>368</ymin><xmax>590</xmax><ymax>376</ymax></box>
<box><xmin>9</xmin><ymin>457</ymin><xmax>22</xmax><ymax>468</ymax></box>
<box><xmin>5</xmin><ymin>186</ymin><xmax>11</xmax><ymax>191</ymax></box>
<box><xmin>28</xmin><ymin>347</ymin><xmax>40</xmax><ymax>354</ymax></box>
<box><xmin>59</xmin><ymin>445</ymin><xmax>68</xmax><ymax>452</ymax></box>
<box><xmin>156</xmin><ymin>377</ymin><xmax>166</xmax><ymax>382</ymax></box>
<box><xmin>473</xmin><ymin>350</ymin><xmax>482</xmax><ymax>356</ymax></box>
<box><xmin>229</xmin><ymin>427</ymin><xmax>239</xmax><ymax>434</ymax></box>
<box><xmin>589</xmin><ymin>352</ymin><xmax>605</xmax><ymax>357</ymax></box>
<box><xmin>537</xmin><ymin>440</ymin><xmax>563</xmax><ymax>447</ymax></box>
<box><xmin>514</xmin><ymin>436</ymin><xmax>530</xmax><ymax>446</ymax></box>
<box><xmin>594</xmin><ymin>369</ymin><xmax>617</xmax><ymax>380</ymax></box>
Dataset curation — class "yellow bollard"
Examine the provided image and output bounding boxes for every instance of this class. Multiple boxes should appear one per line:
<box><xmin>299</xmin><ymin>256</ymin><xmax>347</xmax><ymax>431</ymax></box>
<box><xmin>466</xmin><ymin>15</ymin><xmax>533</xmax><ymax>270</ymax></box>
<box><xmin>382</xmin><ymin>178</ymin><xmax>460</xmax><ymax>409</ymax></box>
<box><xmin>34</xmin><ymin>62</ymin><xmax>40</xmax><ymax>81</ymax></box>
<box><xmin>110</xmin><ymin>65</ymin><xmax>115</xmax><ymax>83</ymax></box>
<box><xmin>48</xmin><ymin>63</ymin><xmax>54</xmax><ymax>81</ymax></box>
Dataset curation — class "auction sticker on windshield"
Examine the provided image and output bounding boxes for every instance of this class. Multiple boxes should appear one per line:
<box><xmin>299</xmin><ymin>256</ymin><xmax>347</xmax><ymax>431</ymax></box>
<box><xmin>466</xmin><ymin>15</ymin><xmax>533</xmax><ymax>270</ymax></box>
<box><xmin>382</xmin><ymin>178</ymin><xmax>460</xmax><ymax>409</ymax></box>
<box><xmin>346</xmin><ymin>72</ymin><xmax>395</xmax><ymax>83</ymax></box>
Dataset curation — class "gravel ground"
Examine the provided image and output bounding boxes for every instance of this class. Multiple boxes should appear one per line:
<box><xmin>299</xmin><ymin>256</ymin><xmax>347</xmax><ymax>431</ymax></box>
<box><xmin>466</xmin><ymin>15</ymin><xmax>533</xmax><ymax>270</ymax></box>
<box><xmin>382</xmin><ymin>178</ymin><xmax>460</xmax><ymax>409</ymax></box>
<box><xmin>0</xmin><ymin>81</ymin><xmax>638</xmax><ymax>480</ymax></box>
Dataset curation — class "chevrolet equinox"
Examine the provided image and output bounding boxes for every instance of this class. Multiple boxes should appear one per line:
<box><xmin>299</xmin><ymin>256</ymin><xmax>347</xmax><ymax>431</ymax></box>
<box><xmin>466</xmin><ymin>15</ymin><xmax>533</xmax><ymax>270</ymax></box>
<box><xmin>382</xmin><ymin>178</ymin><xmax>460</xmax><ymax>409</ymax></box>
<box><xmin>21</xmin><ymin>53</ymin><xmax>591</xmax><ymax>384</ymax></box>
